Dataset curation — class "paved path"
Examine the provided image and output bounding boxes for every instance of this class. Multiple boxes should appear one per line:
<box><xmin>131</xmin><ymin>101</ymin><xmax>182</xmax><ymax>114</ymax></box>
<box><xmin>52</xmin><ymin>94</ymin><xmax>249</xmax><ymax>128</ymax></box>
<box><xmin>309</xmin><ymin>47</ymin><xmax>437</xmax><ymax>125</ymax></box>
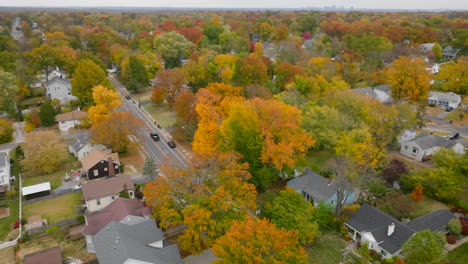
<box><xmin>445</xmin><ymin>236</ymin><xmax>468</xmax><ymax>252</ymax></box>
<box><xmin>183</xmin><ymin>249</ymin><xmax>218</xmax><ymax>264</ymax></box>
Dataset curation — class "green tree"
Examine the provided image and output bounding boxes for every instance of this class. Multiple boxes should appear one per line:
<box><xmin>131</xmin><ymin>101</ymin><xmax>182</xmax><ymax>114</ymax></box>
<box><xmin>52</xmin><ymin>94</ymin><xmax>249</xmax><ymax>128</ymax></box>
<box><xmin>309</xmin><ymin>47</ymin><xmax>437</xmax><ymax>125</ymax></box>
<box><xmin>142</xmin><ymin>156</ymin><xmax>158</xmax><ymax>181</ymax></box>
<box><xmin>126</xmin><ymin>55</ymin><xmax>149</xmax><ymax>93</ymax></box>
<box><xmin>263</xmin><ymin>187</ymin><xmax>320</xmax><ymax>244</ymax></box>
<box><xmin>153</xmin><ymin>31</ymin><xmax>192</xmax><ymax>68</ymax></box>
<box><xmin>432</xmin><ymin>43</ymin><xmax>442</xmax><ymax>61</ymax></box>
<box><xmin>0</xmin><ymin>69</ymin><xmax>19</xmax><ymax>117</ymax></box>
<box><xmin>402</xmin><ymin>167</ymin><xmax>463</xmax><ymax>200</ymax></box>
<box><xmin>402</xmin><ymin>230</ymin><xmax>446</xmax><ymax>264</ymax></box>
<box><xmin>0</xmin><ymin>118</ymin><xmax>14</xmax><ymax>144</ymax></box>
<box><xmin>25</xmin><ymin>44</ymin><xmax>63</xmax><ymax>79</ymax></box>
<box><xmin>432</xmin><ymin>148</ymin><xmax>468</xmax><ymax>176</ymax></box>
<box><xmin>39</xmin><ymin>101</ymin><xmax>56</xmax><ymax>126</ymax></box>
<box><xmin>71</xmin><ymin>60</ymin><xmax>112</xmax><ymax>106</ymax></box>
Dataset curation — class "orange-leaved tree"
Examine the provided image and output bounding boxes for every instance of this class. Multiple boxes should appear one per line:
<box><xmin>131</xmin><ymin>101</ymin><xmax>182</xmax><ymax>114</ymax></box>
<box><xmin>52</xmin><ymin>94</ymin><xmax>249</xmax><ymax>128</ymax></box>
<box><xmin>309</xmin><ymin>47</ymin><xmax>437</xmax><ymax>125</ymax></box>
<box><xmin>212</xmin><ymin>216</ymin><xmax>308</xmax><ymax>264</ymax></box>
<box><xmin>410</xmin><ymin>183</ymin><xmax>424</xmax><ymax>202</ymax></box>
<box><xmin>88</xmin><ymin>85</ymin><xmax>122</xmax><ymax>123</ymax></box>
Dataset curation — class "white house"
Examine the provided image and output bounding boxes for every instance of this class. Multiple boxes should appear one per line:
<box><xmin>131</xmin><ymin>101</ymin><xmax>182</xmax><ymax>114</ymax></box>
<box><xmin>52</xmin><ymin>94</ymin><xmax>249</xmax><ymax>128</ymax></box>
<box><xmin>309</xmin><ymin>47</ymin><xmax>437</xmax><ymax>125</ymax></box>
<box><xmin>45</xmin><ymin>76</ymin><xmax>76</xmax><ymax>104</ymax></box>
<box><xmin>426</xmin><ymin>63</ymin><xmax>440</xmax><ymax>74</ymax></box>
<box><xmin>47</xmin><ymin>69</ymin><xmax>66</xmax><ymax>81</ymax></box>
<box><xmin>68</xmin><ymin>133</ymin><xmax>107</xmax><ymax>160</ymax></box>
<box><xmin>427</xmin><ymin>91</ymin><xmax>462</xmax><ymax>108</ymax></box>
<box><xmin>397</xmin><ymin>129</ymin><xmax>417</xmax><ymax>144</ymax></box>
<box><xmin>0</xmin><ymin>152</ymin><xmax>11</xmax><ymax>193</ymax></box>
<box><xmin>353</xmin><ymin>84</ymin><xmax>392</xmax><ymax>104</ymax></box>
<box><xmin>400</xmin><ymin>132</ymin><xmax>466</xmax><ymax>161</ymax></box>
<box><xmin>419</xmin><ymin>43</ymin><xmax>436</xmax><ymax>52</ymax></box>
<box><xmin>82</xmin><ymin>175</ymin><xmax>135</xmax><ymax>213</ymax></box>
<box><xmin>55</xmin><ymin>110</ymin><xmax>88</xmax><ymax>132</ymax></box>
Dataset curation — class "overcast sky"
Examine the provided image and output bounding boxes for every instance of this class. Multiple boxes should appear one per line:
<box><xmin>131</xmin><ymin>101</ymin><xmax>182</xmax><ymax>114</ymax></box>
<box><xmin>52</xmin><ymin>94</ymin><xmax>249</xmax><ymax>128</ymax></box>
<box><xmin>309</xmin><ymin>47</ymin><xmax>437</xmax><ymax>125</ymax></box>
<box><xmin>0</xmin><ymin>0</ymin><xmax>466</xmax><ymax>9</ymax></box>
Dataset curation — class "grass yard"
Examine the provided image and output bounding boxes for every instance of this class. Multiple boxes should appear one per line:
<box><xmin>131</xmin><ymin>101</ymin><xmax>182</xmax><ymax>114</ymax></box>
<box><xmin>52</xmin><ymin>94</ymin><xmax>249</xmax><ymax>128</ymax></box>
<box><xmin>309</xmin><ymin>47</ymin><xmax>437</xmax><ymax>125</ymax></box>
<box><xmin>143</xmin><ymin>103</ymin><xmax>176</xmax><ymax>129</ymax></box>
<box><xmin>411</xmin><ymin>197</ymin><xmax>450</xmax><ymax>218</ymax></box>
<box><xmin>298</xmin><ymin>150</ymin><xmax>334</xmax><ymax>173</ymax></box>
<box><xmin>22</xmin><ymin>192</ymin><xmax>81</xmax><ymax>224</ymax></box>
<box><xmin>308</xmin><ymin>231</ymin><xmax>362</xmax><ymax>264</ymax></box>
<box><xmin>20</xmin><ymin>96</ymin><xmax>45</xmax><ymax>107</ymax></box>
<box><xmin>445</xmin><ymin>108</ymin><xmax>467</xmax><ymax>125</ymax></box>
<box><xmin>0</xmin><ymin>247</ymin><xmax>15</xmax><ymax>264</ymax></box>
<box><xmin>0</xmin><ymin>199</ymin><xmax>19</xmax><ymax>242</ymax></box>
<box><xmin>22</xmin><ymin>155</ymin><xmax>80</xmax><ymax>190</ymax></box>
<box><xmin>133</xmin><ymin>88</ymin><xmax>153</xmax><ymax>103</ymax></box>
<box><xmin>119</xmin><ymin>143</ymin><xmax>145</xmax><ymax>174</ymax></box>
<box><xmin>448</xmin><ymin>242</ymin><xmax>468</xmax><ymax>264</ymax></box>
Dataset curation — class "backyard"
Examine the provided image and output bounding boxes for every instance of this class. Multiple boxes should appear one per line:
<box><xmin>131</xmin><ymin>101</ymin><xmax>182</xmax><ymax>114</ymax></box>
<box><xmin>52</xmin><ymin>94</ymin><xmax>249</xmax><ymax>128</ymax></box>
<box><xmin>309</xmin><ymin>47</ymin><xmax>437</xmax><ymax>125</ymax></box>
<box><xmin>298</xmin><ymin>150</ymin><xmax>333</xmax><ymax>173</ymax></box>
<box><xmin>0</xmin><ymin>199</ymin><xmax>19</xmax><ymax>242</ymax></box>
<box><xmin>448</xmin><ymin>242</ymin><xmax>468</xmax><ymax>264</ymax></box>
<box><xmin>308</xmin><ymin>230</ymin><xmax>362</xmax><ymax>264</ymax></box>
<box><xmin>22</xmin><ymin>192</ymin><xmax>81</xmax><ymax>224</ymax></box>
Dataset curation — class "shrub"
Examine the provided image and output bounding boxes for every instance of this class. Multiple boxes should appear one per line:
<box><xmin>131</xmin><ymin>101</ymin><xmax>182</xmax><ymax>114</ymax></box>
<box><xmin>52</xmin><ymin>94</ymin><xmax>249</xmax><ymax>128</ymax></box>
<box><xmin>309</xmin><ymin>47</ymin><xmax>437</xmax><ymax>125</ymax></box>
<box><xmin>447</xmin><ymin>219</ymin><xmax>462</xmax><ymax>235</ymax></box>
<box><xmin>429</xmin><ymin>103</ymin><xmax>436</xmax><ymax>107</ymax></box>
<box><xmin>446</xmin><ymin>234</ymin><xmax>457</xmax><ymax>244</ymax></box>
<box><xmin>76</xmin><ymin>215</ymin><xmax>85</xmax><ymax>224</ymax></box>
<box><xmin>13</xmin><ymin>221</ymin><xmax>20</xmax><ymax>228</ymax></box>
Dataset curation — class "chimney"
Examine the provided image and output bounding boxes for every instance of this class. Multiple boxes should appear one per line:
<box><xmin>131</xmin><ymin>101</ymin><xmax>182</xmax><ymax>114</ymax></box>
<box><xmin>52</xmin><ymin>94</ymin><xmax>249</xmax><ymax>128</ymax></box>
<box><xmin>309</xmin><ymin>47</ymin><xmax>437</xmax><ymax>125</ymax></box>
<box><xmin>387</xmin><ymin>223</ymin><xmax>395</xmax><ymax>236</ymax></box>
<box><xmin>108</xmin><ymin>157</ymin><xmax>116</xmax><ymax>177</ymax></box>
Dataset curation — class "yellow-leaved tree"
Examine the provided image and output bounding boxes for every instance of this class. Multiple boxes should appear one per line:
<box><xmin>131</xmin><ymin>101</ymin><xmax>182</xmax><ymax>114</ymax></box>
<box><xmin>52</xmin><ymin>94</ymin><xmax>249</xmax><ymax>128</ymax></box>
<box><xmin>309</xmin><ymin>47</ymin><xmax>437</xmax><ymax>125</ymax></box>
<box><xmin>88</xmin><ymin>85</ymin><xmax>122</xmax><ymax>123</ymax></box>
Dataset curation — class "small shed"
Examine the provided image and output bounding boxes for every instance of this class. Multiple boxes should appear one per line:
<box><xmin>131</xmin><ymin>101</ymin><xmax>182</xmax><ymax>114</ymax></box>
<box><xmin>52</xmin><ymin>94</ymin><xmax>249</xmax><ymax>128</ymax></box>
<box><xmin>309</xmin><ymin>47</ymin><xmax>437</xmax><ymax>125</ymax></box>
<box><xmin>68</xmin><ymin>224</ymin><xmax>85</xmax><ymax>240</ymax></box>
<box><xmin>22</xmin><ymin>182</ymin><xmax>51</xmax><ymax>200</ymax></box>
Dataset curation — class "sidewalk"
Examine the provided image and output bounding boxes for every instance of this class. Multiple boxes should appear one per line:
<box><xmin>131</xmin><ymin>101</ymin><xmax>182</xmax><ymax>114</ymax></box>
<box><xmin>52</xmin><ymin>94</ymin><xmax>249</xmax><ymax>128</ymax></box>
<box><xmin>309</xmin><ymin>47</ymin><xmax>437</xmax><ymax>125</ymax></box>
<box><xmin>445</xmin><ymin>236</ymin><xmax>468</xmax><ymax>251</ymax></box>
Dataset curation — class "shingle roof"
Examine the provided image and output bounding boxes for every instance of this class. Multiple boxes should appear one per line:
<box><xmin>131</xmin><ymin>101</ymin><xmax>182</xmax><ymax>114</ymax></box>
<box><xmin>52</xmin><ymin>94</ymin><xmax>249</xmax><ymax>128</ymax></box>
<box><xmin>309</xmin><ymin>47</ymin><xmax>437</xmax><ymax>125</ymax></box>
<box><xmin>45</xmin><ymin>76</ymin><xmax>71</xmax><ymax>87</ymax></box>
<box><xmin>408</xmin><ymin>210</ymin><xmax>455</xmax><ymax>232</ymax></box>
<box><xmin>23</xmin><ymin>246</ymin><xmax>63</xmax><ymax>264</ymax></box>
<box><xmin>68</xmin><ymin>132</ymin><xmax>91</xmax><ymax>153</ymax></box>
<box><xmin>0</xmin><ymin>152</ymin><xmax>8</xmax><ymax>167</ymax></box>
<box><xmin>345</xmin><ymin>204</ymin><xmax>415</xmax><ymax>255</ymax></box>
<box><xmin>55</xmin><ymin>110</ymin><xmax>88</xmax><ymax>122</ymax></box>
<box><xmin>410</xmin><ymin>132</ymin><xmax>465</xmax><ymax>150</ymax></box>
<box><xmin>353</xmin><ymin>87</ymin><xmax>378</xmax><ymax>99</ymax></box>
<box><xmin>81</xmin><ymin>149</ymin><xmax>120</xmax><ymax>171</ymax></box>
<box><xmin>82</xmin><ymin>175</ymin><xmax>135</xmax><ymax>201</ymax></box>
<box><xmin>288</xmin><ymin>168</ymin><xmax>354</xmax><ymax>201</ymax></box>
<box><xmin>93</xmin><ymin>219</ymin><xmax>182</xmax><ymax>264</ymax></box>
<box><xmin>83</xmin><ymin>198</ymin><xmax>152</xmax><ymax>236</ymax></box>
<box><xmin>428</xmin><ymin>91</ymin><xmax>461</xmax><ymax>103</ymax></box>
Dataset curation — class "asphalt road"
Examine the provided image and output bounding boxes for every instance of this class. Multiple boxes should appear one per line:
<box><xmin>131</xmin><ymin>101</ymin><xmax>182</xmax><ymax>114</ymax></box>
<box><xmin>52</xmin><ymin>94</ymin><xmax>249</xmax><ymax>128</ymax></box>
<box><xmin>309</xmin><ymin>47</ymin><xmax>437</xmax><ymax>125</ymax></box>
<box><xmin>108</xmin><ymin>75</ymin><xmax>189</xmax><ymax>168</ymax></box>
<box><xmin>11</xmin><ymin>17</ymin><xmax>23</xmax><ymax>42</ymax></box>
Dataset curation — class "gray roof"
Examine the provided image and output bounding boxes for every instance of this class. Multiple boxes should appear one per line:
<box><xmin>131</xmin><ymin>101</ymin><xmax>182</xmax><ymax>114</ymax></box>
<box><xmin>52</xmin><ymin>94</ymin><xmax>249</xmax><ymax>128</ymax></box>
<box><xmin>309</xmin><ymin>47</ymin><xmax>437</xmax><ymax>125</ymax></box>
<box><xmin>288</xmin><ymin>168</ymin><xmax>354</xmax><ymax>201</ymax></box>
<box><xmin>93</xmin><ymin>219</ymin><xmax>182</xmax><ymax>264</ymax></box>
<box><xmin>45</xmin><ymin>76</ymin><xmax>71</xmax><ymax>87</ymax></box>
<box><xmin>374</xmin><ymin>84</ymin><xmax>390</xmax><ymax>92</ymax></box>
<box><xmin>408</xmin><ymin>210</ymin><xmax>456</xmax><ymax>232</ymax></box>
<box><xmin>345</xmin><ymin>204</ymin><xmax>415</xmax><ymax>255</ymax></box>
<box><xmin>68</xmin><ymin>132</ymin><xmax>91</xmax><ymax>153</ymax></box>
<box><xmin>410</xmin><ymin>132</ymin><xmax>465</xmax><ymax>150</ymax></box>
<box><xmin>353</xmin><ymin>87</ymin><xmax>378</xmax><ymax>99</ymax></box>
<box><xmin>0</xmin><ymin>152</ymin><xmax>8</xmax><ymax>167</ymax></box>
<box><xmin>428</xmin><ymin>91</ymin><xmax>461</xmax><ymax>103</ymax></box>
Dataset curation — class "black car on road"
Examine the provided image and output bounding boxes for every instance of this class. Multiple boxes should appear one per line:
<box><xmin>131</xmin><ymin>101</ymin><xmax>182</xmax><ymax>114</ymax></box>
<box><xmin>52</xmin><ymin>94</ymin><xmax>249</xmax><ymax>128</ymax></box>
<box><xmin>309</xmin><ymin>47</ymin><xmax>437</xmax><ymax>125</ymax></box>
<box><xmin>167</xmin><ymin>141</ymin><xmax>176</xmax><ymax>148</ymax></box>
<box><xmin>150</xmin><ymin>132</ymin><xmax>160</xmax><ymax>141</ymax></box>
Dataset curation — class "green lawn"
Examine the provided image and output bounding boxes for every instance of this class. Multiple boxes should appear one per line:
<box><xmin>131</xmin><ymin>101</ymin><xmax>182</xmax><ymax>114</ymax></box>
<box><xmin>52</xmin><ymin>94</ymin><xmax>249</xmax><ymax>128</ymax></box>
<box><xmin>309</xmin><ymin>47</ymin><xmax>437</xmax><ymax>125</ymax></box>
<box><xmin>23</xmin><ymin>155</ymin><xmax>80</xmax><ymax>190</ymax></box>
<box><xmin>0</xmin><ymin>246</ymin><xmax>15</xmax><ymax>264</ymax></box>
<box><xmin>0</xmin><ymin>199</ymin><xmax>19</xmax><ymax>242</ymax></box>
<box><xmin>143</xmin><ymin>103</ymin><xmax>176</xmax><ymax>129</ymax></box>
<box><xmin>448</xmin><ymin>242</ymin><xmax>468</xmax><ymax>264</ymax></box>
<box><xmin>308</xmin><ymin>231</ymin><xmax>362</xmax><ymax>264</ymax></box>
<box><xmin>22</xmin><ymin>192</ymin><xmax>81</xmax><ymax>224</ymax></box>
<box><xmin>298</xmin><ymin>150</ymin><xmax>334</xmax><ymax>173</ymax></box>
<box><xmin>411</xmin><ymin>197</ymin><xmax>450</xmax><ymax>219</ymax></box>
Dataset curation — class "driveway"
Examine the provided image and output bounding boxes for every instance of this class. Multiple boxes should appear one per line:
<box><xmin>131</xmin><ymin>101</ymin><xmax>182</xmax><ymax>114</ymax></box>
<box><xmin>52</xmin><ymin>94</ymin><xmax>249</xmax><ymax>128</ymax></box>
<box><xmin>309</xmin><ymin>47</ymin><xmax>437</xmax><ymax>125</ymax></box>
<box><xmin>184</xmin><ymin>249</ymin><xmax>218</xmax><ymax>264</ymax></box>
<box><xmin>422</xmin><ymin>116</ymin><xmax>468</xmax><ymax>138</ymax></box>
<box><xmin>12</xmin><ymin>122</ymin><xmax>25</xmax><ymax>144</ymax></box>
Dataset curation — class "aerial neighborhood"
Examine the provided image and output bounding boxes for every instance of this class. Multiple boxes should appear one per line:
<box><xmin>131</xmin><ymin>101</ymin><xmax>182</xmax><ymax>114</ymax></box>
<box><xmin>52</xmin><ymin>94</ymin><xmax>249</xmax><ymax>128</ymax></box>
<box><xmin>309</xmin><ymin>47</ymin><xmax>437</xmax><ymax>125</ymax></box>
<box><xmin>0</xmin><ymin>4</ymin><xmax>466</xmax><ymax>264</ymax></box>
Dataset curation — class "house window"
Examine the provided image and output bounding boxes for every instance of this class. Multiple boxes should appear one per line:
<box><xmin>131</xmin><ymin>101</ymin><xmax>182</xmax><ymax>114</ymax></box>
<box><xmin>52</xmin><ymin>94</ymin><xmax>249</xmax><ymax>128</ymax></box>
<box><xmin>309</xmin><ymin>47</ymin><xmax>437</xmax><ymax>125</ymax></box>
<box><xmin>93</xmin><ymin>169</ymin><xmax>98</xmax><ymax>176</ymax></box>
<box><xmin>111</xmin><ymin>195</ymin><xmax>115</xmax><ymax>200</ymax></box>
<box><xmin>104</xmin><ymin>167</ymin><xmax>108</xmax><ymax>171</ymax></box>
<box><xmin>404</xmin><ymin>145</ymin><xmax>408</xmax><ymax>150</ymax></box>
<box><xmin>96</xmin><ymin>199</ymin><xmax>101</xmax><ymax>205</ymax></box>
<box><xmin>412</xmin><ymin>148</ymin><xmax>418</xmax><ymax>154</ymax></box>
<box><xmin>380</xmin><ymin>249</ymin><xmax>387</xmax><ymax>257</ymax></box>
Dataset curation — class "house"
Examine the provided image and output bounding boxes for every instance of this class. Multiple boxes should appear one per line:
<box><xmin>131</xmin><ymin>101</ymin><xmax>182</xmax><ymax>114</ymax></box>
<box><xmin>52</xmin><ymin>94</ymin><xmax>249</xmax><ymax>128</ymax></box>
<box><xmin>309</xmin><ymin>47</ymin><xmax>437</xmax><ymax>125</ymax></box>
<box><xmin>23</xmin><ymin>246</ymin><xmax>63</xmax><ymax>264</ymax></box>
<box><xmin>80</xmin><ymin>149</ymin><xmax>120</xmax><ymax>180</ymax></box>
<box><xmin>442</xmin><ymin>46</ymin><xmax>460</xmax><ymax>60</ymax></box>
<box><xmin>45</xmin><ymin>76</ymin><xmax>76</xmax><ymax>103</ymax></box>
<box><xmin>68</xmin><ymin>132</ymin><xmax>107</xmax><ymax>160</ymax></box>
<box><xmin>397</xmin><ymin>129</ymin><xmax>417</xmax><ymax>144</ymax></box>
<box><xmin>419</xmin><ymin>43</ymin><xmax>435</xmax><ymax>52</ymax></box>
<box><xmin>82</xmin><ymin>174</ymin><xmax>135</xmax><ymax>213</ymax></box>
<box><xmin>22</xmin><ymin>182</ymin><xmax>51</xmax><ymax>200</ymax></box>
<box><xmin>25</xmin><ymin>215</ymin><xmax>47</xmax><ymax>230</ymax></box>
<box><xmin>427</xmin><ymin>91</ymin><xmax>461</xmax><ymax>108</ymax></box>
<box><xmin>353</xmin><ymin>84</ymin><xmax>392</xmax><ymax>103</ymax></box>
<box><xmin>400</xmin><ymin>132</ymin><xmax>466</xmax><ymax>161</ymax></box>
<box><xmin>345</xmin><ymin>204</ymin><xmax>455</xmax><ymax>259</ymax></box>
<box><xmin>47</xmin><ymin>68</ymin><xmax>66</xmax><ymax>81</ymax></box>
<box><xmin>0</xmin><ymin>152</ymin><xmax>11</xmax><ymax>193</ymax></box>
<box><xmin>82</xmin><ymin>198</ymin><xmax>152</xmax><ymax>253</ymax></box>
<box><xmin>55</xmin><ymin>109</ymin><xmax>88</xmax><ymax>132</ymax></box>
<box><xmin>426</xmin><ymin>63</ymin><xmax>440</xmax><ymax>74</ymax></box>
<box><xmin>93</xmin><ymin>219</ymin><xmax>183</xmax><ymax>264</ymax></box>
<box><xmin>287</xmin><ymin>167</ymin><xmax>355</xmax><ymax>207</ymax></box>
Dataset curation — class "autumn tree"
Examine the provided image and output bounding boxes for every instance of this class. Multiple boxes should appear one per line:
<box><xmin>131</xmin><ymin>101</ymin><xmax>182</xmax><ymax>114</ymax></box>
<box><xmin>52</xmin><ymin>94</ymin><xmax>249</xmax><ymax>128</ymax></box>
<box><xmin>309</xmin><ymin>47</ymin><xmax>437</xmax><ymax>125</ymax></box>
<box><xmin>0</xmin><ymin>118</ymin><xmax>13</xmax><ymax>144</ymax></box>
<box><xmin>173</xmin><ymin>89</ymin><xmax>199</xmax><ymax>141</ymax></box>
<box><xmin>212</xmin><ymin>216</ymin><xmax>308</xmax><ymax>264</ymax></box>
<box><xmin>274</xmin><ymin>61</ymin><xmax>304</xmax><ymax>92</ymax></box>
<box><xmin>0</xmin><ymin>69</ymin><xmax>19</xmax><ymax>116</ymax></box>
<box><xmin>88</xmin><ymin>85</ymin><xmax>122</xmax><ymax>123</ymax></box>
<box><xmin>436</xmin><ymin>57</ymin><xmax>467</xmax><ymax>95</ymax></box>
<box><xmin>388</xmin><ymin>56</ymin><xmax>432</xmax><ymax>103</ymax></box>
<box><xmin>237</xmin><ymin>55</ymin><xmax>268</xmax><ymax>86</ymax></box>
<box><xmin>402</xmin><ymin>230</ymin><xmax>446</xmax><ymax>264</ymax></box>
<box><xmin>25</xmin><ymin>45</ymin><xmax>63</xmax><ymax>80</ymax></box>
<box><xmin>153</xmin><ymin>31</ymin><xmax>192</xmax><ymax>68</ymax></box>
<box><xmin>263</xmin><ymin>187</ymin><xmax>320</xmax><ymax>244</ymax></box>
<box><xmin>39</xmin><ymin>100</ymin><xmax>56</xmax><ymax>126</ymax></box>
<box><xmin>90</xmin><ymin>111</ymin><xmax>144</xmax><ymax>153</ymax></box>
<box><xmin>21</xmin><ymin>130</ymin><xmax>68</xmax><ymax>175</ymax></box>
<box><xmin>410</xmin><ymin>184</ymin><xmax>424</xmax><ymax>202</ymax></box>
<box><xmin>71</xmin><ymin>60</ymin><xmax>112</xmax><ymax>106</ymax></box>
<box><xmin>402</xmin><ymin>167</ymin><xmax>463</xmax><ymax>200</ymax></box>
<box><xmin>144</xmin><ymin>152</ymin><xmax>256</xmax><ymax>254</ymax></box>
<box><xmin>151</xmin><ymin>68</ymin><xmax>187</xmax><ymax>107</ymax></box>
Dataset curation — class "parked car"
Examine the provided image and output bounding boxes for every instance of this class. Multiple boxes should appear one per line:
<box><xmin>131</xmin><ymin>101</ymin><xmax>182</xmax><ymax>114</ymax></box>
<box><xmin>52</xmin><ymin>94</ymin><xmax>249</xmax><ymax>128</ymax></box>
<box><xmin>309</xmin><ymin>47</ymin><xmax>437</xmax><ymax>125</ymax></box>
<box><xmin>445</xmin><ymin>106</ymin><xmax>454</xmax><ymax>112</ymax></box>
<box><xmin>446</xmin><ymin>132</ymin><xmax>459</xmax><ymax>140</ymax></box>
<box><xmin>150</xmin><ymin>132</ymin><xmax>160</xmax><ymax>141</ymax></box>
<box><xmin>167</xmin><ymin>141</ymin><xmax>176</xmax><ymax>148</ymax></box>
<box><xmin>125</xmin><ymin>95</ymin><xmax>131</xmax><ymax>100</ymax></box>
